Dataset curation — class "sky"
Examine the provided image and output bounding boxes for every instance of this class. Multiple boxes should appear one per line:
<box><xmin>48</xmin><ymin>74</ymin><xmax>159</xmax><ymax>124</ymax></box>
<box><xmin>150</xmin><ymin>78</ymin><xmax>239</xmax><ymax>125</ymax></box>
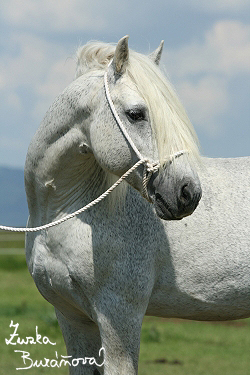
<box><xmin>0</xmin><ymin>0</ymin><xmax>249</xmax><ymax>168</ymax></box>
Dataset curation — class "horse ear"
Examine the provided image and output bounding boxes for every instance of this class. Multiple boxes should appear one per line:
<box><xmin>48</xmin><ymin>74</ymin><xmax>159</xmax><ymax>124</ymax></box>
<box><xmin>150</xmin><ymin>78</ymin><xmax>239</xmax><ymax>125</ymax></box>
<box><xmin>149</xmin><ymin>40</ymin><xmax>164</xmax><ymax>65</ymax></box>
<box><xmin>113</xmin><ymin>35</ymin><xmax>129</xmax><ymax>75</ymax></box>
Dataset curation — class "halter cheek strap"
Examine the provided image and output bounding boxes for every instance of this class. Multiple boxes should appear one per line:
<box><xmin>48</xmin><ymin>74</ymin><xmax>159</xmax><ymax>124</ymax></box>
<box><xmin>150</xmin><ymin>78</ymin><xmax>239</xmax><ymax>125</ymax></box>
<box><xmin>104</xmin><ymin>66</ymin><xmax>156</xmax><ymax>201</ymax></box>
<box><xmin>104</xmin><ymin>61</ymin><xmax>186</xmax><ymax>201</ymax></box>
<box><xmin>104</xmin><ymin>62</ymin><xmax>145</xmax><ymax>162</ymax></box>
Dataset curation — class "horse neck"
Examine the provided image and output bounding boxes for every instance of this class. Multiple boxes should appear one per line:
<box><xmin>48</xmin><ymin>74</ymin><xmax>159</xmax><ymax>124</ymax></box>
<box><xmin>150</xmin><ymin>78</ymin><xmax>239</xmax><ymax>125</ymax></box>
<box><xmin>25</xmin><ymin>74</ymin><xmax>114</xmax><ymax>222</ymax></box>
<box><xmin>51</xmin><ymin>155</ymin><xmax>128</xmax><ymax>217</ymax></box>
<box><xmin>26</xmin><ymin>154</ymin><xmax>114</xmax><ymax>231</ymax></box>
<box><xmin>54</xmin><ymin>155</ymin><xmax>108</xmax><ymax>205</ymax></box>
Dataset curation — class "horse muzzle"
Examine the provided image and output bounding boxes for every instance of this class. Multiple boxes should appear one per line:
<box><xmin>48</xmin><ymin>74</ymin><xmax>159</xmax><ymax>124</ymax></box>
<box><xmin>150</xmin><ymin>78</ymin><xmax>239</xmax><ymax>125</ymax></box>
<box><xmin>147</xmin><ymin>165</ymin><xmax>202</xmax><ymax>220</ymax></box>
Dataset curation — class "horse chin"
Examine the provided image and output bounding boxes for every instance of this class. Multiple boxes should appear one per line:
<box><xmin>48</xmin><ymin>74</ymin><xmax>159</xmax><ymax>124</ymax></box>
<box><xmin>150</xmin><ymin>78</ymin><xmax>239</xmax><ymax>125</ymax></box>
<box><xmin>147</xmin><ymin>167</ymin><xmax>202</xmax><ymax>221</ymax></box>
<box><xmin>154</xmin><ymin>203</ymin><xmax>190</xmax><ymax>220</ymax></box>
<box><xmin>150</xmin><ymin>191</ymin><xmax>197</xmax><ymax>221</ymax></box>
<box><xmin>152</xmin><ymin>196</ymin><xmax>182</xmax><ymax>221</ymax></box>
<box><xmin>146</xmin><ymin>181</ymin><xmax>178</xmax><ymax>220</ymax></box>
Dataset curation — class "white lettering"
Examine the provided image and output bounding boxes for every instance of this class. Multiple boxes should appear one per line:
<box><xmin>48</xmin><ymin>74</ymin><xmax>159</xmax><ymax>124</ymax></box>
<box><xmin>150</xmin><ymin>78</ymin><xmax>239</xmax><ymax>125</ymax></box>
<box><xmin>14</xmin><ymin>350</ymin><xmax>105</xmax><ymax>370</ymax></box>
<box><xmin>95</xmin><ymin>347</ymin><xmax>106</xmax><ymax>367</ymax></box>
<box><xmin>7</xmin><ymin>322</ymin><xmax>105</xmax><ymax>371</ymax></box>
<box><xmin>59</xmin><ymin>355</ymin><xmax>73</xmax><ymax>367</ymax></box>
<box><xmin>5</xmin><ymin>321</ymin><xmax>56</xmax><ymax>346</ymax></box>
<box><xmin>15</xmin><ymin>350</ymin><xmax>33</xmax><ymax>370</ymax></box>
<box><xmin>5</xmin><ymin>321</ymin><xmax>19</xmax><ymax>345</ymax></box>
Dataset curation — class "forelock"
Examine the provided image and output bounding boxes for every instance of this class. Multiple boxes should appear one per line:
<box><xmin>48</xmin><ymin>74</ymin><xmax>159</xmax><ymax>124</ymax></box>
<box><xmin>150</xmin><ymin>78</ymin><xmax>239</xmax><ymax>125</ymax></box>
<box><xmin>75</xmin><ymin>41</ymin><xmax>200</xmax><ymax>164</ymax></box>
<box><xmin>75</xmin><ymin>42</ymin><xmax>115</xmax><ymax>78</ymax></box>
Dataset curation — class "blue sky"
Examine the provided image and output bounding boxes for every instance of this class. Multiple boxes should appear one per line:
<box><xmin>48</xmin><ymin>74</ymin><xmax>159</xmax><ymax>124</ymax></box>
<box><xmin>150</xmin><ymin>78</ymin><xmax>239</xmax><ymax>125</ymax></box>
<box><xmin>0</xmin><ymin>0</ymin><xmax>249</xmax><ymax>168</ymax></box>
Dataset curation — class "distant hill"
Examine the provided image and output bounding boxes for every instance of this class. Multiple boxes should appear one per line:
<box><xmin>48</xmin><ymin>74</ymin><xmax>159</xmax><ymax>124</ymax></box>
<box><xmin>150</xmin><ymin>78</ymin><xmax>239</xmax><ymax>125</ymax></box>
<box><xmin>0</xmin><ymin>166</ymin><xmax>28</xmax><ymax>227</ymax></box>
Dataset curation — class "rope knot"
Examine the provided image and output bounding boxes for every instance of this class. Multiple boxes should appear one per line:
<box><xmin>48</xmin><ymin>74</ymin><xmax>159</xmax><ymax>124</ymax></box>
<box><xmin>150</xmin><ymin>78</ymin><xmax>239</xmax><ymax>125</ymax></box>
<box><xmin>145</xmin><ymin>161</ymin><xmax>160</xmax><ymax>174</ymax></box>
<box><xmin>142</xmin><ymin>159</ymin><xmax>160</xmax><ymax>203</ymax></box>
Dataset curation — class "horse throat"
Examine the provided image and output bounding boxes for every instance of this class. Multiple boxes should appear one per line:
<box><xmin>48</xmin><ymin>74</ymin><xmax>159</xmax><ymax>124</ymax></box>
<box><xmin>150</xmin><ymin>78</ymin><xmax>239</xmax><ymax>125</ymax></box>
<box><xmin>41</xmin><ymin>154</ymin><xmax>127</xmax><ymax>223</ymax></box>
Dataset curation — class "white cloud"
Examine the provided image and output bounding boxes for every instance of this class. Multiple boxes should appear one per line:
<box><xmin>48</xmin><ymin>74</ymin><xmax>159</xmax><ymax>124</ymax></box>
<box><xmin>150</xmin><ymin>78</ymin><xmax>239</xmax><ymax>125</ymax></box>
<box><xmin>32</xmin><ymin>57</ymin><xmax>75</xmax><ymax>122</ymax></box>
<box><xmin>162</xmin><ymin>20</ymin><xmax>250</xmax><ymax>135</ymax></box>
<box><xmin>0</xmin><ymin>33</ymin><xmax>70</xmax><ymax>88</ymax></box>
<box><xmin>165</xmin><ymin>20</ymin><xmax>250</xmax><ymax>77</ymax></box>
<box><xmin>0</xmin><ymin>32</ymin><xmax>76</xmax><ymax>120</ymax></box>
<box><xmin>177</xmin><ymin>77</ymin><xmax>228</xmax><ymax>136</ymax></box>
<box><xmin>5</xmin><ymin>92</ymin><xmax>22</xmax><ymax>111</ymax></box>
<box><xmin>1</xmin><ymin>0</ymin><xmax>110</xmax><ymax>33</ymax></box>
<box><xmin>0</xmin><ymin>73</ymin><xmax>6</xmax><ymax>89</ymax></box>
<box><xmin>206</xmin><ymin>21</ymin><xmax>250</xmax><ymax>75</ymax></box>
<box><xmin>0</xmin><ymin>31</ymin><xmax>77</xmax><ymax>166</ymax></box>
<box><xmin>189</xmin><ymin>0</ymin><xmax>250</xmax><ymax>13</ymax></box>
<box><xmin>3</xmin><ymin>0</ymin><xmax>250</xmax><ymax>36</ymax></box>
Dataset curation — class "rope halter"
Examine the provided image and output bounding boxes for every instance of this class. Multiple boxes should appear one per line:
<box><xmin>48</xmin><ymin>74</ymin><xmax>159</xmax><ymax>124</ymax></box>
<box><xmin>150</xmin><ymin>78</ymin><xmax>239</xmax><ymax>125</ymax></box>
<box><xmin>0</xmin><ymin>62</ymin><xmax>186</xmax><ymax>233</ymax></box>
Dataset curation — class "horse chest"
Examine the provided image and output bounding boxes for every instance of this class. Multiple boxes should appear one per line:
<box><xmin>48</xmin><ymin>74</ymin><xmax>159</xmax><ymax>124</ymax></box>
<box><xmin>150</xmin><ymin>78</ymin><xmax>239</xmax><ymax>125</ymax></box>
<box><xmin>29</xmin><ymin>217</ymin><xmax>158</xmax><ymax>315</ymax></box>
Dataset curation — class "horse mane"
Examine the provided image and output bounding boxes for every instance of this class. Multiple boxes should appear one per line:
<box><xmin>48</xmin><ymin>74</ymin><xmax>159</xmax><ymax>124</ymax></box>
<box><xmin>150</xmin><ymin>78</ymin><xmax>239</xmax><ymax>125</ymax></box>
<box><xmin>75</xmin><ymin>41</ymin><xmax>200</xmax><ymax>166</ymax></box>
<box><xmin>75</xmin><ymin>42</ymin><xmax>116</xmax><ymax>77</ymax></box>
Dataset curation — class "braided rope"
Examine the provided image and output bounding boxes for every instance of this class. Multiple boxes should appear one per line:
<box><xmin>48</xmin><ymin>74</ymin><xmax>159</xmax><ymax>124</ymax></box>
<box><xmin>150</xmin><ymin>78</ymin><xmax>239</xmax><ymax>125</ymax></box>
<box><xmin>104</xmin><ymin>65</ymin><xmax>144</xmax><ymax>161</ymax></box>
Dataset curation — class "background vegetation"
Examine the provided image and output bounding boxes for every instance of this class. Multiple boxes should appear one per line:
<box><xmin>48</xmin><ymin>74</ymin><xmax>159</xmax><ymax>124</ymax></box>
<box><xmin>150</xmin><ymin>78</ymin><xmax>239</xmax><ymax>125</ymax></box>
<box><xmin>1</xmin><ymin>231</ymin><xmax>250</xmax><ymax>375</ymax></box>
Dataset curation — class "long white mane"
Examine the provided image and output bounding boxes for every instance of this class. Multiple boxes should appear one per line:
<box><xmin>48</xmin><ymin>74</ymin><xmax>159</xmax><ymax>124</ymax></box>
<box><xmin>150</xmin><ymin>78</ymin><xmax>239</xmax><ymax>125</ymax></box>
<box><xmin>75</xmin><ymin>41</ymin><xmax>200</xmax><ymax>166</ymax></box>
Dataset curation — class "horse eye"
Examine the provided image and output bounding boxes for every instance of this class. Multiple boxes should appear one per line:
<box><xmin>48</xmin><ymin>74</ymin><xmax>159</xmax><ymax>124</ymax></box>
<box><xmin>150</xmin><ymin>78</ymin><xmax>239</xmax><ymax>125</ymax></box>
<box><xmin>126</xmin><ymin>109</ymin><xmax>146</xmax><ymax>122</ymax></box>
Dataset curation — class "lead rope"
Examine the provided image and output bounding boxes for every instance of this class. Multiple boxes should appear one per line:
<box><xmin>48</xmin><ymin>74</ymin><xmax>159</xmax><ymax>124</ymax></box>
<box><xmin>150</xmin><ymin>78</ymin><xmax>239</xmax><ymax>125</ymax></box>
<box><xmin>0</xmin><ymin>62</ymin><xmax>186</xmax><ymax>233</ymax></box>
<box><xmin>0</xmin><ymin>159</ymin><xmax>145</xmax><ymax>232</ymax></box>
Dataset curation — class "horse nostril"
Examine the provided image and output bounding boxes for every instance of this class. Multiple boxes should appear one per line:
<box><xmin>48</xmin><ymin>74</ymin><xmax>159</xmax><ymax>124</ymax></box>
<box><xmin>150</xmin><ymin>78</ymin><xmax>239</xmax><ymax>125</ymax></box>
<box><xmin>180</xmin><ymin>184</ymin><xmax>192</xmax><ymax>205</ymax></box>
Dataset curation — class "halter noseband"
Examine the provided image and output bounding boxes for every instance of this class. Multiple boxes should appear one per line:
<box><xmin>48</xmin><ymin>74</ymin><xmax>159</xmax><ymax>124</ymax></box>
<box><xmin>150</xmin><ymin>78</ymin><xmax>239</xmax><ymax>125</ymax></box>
<box><xmin>104</xmin><ymin>61</ymin><xmax>186</xmax><ymax>201</ymax></box>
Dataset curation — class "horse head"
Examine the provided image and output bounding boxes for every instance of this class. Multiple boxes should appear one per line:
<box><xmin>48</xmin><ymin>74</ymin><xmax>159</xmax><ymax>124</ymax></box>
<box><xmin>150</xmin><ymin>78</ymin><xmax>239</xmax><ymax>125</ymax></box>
<box><xmin>76</xmin><ymin>36</ymin><xmax>201</xmax><ymax>220</ymax></box>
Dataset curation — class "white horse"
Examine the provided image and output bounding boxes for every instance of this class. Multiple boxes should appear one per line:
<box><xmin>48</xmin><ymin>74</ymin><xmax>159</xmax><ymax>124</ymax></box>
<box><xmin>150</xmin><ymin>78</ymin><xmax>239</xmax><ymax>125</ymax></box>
<box><xmin>24</xmin><ymin>36</ymin><xmax>249</xmax><ymax>375</ymax></box>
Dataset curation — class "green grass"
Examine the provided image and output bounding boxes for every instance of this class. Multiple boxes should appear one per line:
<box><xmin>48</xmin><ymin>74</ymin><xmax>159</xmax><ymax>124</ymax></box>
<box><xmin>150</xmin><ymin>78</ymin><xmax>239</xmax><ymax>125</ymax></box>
<box><xmin>0</xmin><ymin>232</ymin><xmax>68</xmax><ymax>374</ymax></box>
<box><xmin>140</xmin><ymin>318</ymin><xmax>250</xmax><ymax>375</ymax></box>
<box><xmin>0</xmin><ymin>232</ymin><xmax>25</xmax><ymax>249</ymax></box>
<box><xmin>1</xmin><ymin>232</ymin><xmax>250</xmax><ymax>375</ymax></box>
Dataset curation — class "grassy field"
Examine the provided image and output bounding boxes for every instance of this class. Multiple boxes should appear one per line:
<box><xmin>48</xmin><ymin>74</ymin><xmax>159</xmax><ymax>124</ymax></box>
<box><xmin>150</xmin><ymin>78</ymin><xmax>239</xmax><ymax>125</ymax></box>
<box><xmin>1</xmin><ymin>231</ymin><xmax>250</xmax><ymax>375</ymax></box>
